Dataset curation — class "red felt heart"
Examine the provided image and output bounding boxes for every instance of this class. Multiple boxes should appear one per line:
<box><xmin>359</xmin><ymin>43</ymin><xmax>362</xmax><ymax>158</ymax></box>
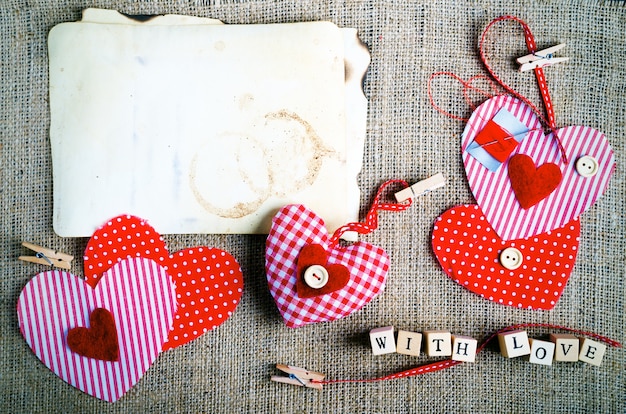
<box><xmin>67</xmin><ymin>308</ymin><xmax>119</xmax><ymax>361</ymax></box>
<box><xmin>508</xmin><ymin>154</ymin><xmax>562</xmax><ymax>209</ymax></box>
<box><xmin>295</xmin><ymin>244</ymin><xmax>350</xmax><ymax>298</ymax></box>
<box><xmin>432</xmin><ymin>205</ymin><xmax>580</xmax><ymax>310</ymax></box>
<box><xmin>83</xmin><ymin>215</ymin><xmax>243</xmax><ymax>350</ymax></box>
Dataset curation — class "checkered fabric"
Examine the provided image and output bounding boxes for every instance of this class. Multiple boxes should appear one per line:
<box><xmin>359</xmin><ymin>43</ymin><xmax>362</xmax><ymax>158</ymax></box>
<box><xmin>265</xmin><ymin>204</ymin><xmax>390</xmax><ymax>328</ymax></box>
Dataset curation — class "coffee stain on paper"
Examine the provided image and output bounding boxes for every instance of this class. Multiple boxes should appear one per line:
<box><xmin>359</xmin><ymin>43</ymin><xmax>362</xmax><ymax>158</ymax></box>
<box><xmin>189</xmin><ymin>110</ymin><xmax>337</xmax><ymax>218</ymax></box>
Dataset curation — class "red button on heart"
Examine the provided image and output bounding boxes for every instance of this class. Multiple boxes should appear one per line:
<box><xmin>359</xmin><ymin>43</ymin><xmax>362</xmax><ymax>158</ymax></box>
<box><xmin>83</xmin><ymin>215</ymin><xmax>243</xmax><ymax>350</ymax></box>
<box><xmin>295</xmin><ymin>244</ymin><xmax>350</xmax><ymax>298</ymax></box>
<box><xmin>432</xmin><ymin>204</ymin><xmax>580</xmax><ymax>310</ymax></box>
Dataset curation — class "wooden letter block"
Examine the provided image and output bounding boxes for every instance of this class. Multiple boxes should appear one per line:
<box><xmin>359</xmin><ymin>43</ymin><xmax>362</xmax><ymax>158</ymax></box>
<box><xmin>550</xmin><ymin>333</ymin><xmax>579</xmax><ymax>362</ymax></box>
<box><xmin>451</xmin><ymin>335</ymin><xmax>478</xmax><ymax>362</ymax></box>
<box><xmin>369</xmin><ymin>326</ymin><xmax>396</xmax><ymax>355</ymax></box>
<box><xmin>423</xmin><ymin>330</ymin><xmax>452</xmax><ymax>357</ymax></box>
<box><xmin>528</xmin><ymin>338</ymin><xmax>555</xmax><ymax>366</ymax></box>
<box><xmin>396</xmin><ymin>330</ymin><xmax>422</xmax><ymax>356</ymax></box>
<box><xmin>498</xmin><ymin>330</ymin><xmax>531</xmax><ymax>358</ymax></box>
<box><xmin>578</xmin><ymin>338</ymin><xmax>607</xmax><ymax>366</ymax></box>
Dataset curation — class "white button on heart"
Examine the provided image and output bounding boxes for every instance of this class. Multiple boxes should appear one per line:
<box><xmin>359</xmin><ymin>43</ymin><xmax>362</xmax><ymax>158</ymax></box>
<box><xmin>499</xmin><ymin>247</ymin><xmax>523</xmax><ymax>270</ymax></box>
<box><xmin>575</xmin><ymin>155</ymin><xmax>598</xmax><ymax>178</ymax></box>
<box><xmin>303</xmin><ymin>265</ymin><xmax>329</xmax><ymax>289</ymax></box>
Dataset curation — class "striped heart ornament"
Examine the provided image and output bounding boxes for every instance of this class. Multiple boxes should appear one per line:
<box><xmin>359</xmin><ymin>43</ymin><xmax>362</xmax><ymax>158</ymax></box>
<box><xmin>462</xmin><ymin>94</ymin><xmax>615</xmax><ymax>241</ymax></box>
<box><xmin>17</xmin><ymin>258</ymin><xmax>176</xmax><ymax>402</ymax></box>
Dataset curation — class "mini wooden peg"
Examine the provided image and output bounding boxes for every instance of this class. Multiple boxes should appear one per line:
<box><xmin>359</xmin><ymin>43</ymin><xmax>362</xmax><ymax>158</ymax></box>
<box><xmin>394</xmin><ymin>173</ymin><xmax>446</xmax><ymax>203</ymax></box>
<box><xmin>517</xmin><ymin>43</ymin><xmax>568</xmax><ymax>72</ymax></box>
<box><xmin>271</xmin><ymin>364</ymin><xmax>325</xmax><ymax>390</ymax></box>
<box><xmin>18</xmin><ymin>242</ymin><xmax>73</xmax><ymax>270</ymax></box>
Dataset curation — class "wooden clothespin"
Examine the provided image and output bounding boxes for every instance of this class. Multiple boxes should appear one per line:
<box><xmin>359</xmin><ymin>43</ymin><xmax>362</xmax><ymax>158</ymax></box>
<box><xmin>517</xmin><ymin>43</ymin><xmax>568</xmax><ymax>72</ymax></box>
<box><xmin>394</xmin><ymin>173</ymin><xmax>446</xmax><ymax>203</ymax></box>
<box><xmin>18</xmin><ymin>242</ymin><xmax>73</xmax><ymax>270</ymax></box>
<box><xmin>270</xmin><ymin>364</ymin><xmax>325</xmax><ymax>390</ymax></box>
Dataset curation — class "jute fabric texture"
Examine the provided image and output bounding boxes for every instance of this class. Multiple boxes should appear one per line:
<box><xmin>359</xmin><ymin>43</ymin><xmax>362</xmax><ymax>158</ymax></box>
<box><xmin>1</xmin><ymin>1</ymin><xmax>624</xmax><ymax>413</ymax></box>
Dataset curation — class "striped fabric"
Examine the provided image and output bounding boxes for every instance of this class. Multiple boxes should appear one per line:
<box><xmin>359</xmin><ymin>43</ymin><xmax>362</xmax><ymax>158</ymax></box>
<box><xmin>462</xmin><ymin>95</ymin><xmax>615</xmax><ymax>241</ymax></box>
<box><xmin>16</xmin><ymin>258</ymin><xmax>177</xmax><ymax>402</ymax></box>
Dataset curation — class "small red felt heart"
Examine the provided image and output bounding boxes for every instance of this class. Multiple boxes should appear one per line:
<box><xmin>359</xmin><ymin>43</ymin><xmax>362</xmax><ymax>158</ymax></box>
<box><xmin>295</xmin><ymin>244</ymin><xmax>350</xmax><ymax>298</ymax></box>
<box><xmin>432</xmin><ymin>205</ymin><xmax>580</xmax><ymax>310</ymax></box>
<box><xmin>67</xmin><ymin>308</ymin><xmax>119</xmax><ymax>361</ymax></box>
<box><xmin>508</xmin><ymin>154</ymin><xmax>562</xmax><ymax>209</ymax></box>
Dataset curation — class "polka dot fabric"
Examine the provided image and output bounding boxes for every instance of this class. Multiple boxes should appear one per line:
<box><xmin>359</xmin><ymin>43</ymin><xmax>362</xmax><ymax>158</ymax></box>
<box><xmin>432</xmin><ymin>205</ymin><xmax>580</xmax><ymax>310</ymax></box>
<box><xmin>84</xmin><ymin>215</ymin><xmax>243</xmax><ymax>351</ymax></box>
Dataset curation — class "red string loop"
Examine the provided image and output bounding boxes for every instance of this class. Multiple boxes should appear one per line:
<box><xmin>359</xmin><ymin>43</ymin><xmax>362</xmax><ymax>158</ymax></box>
<box><xmin>479</xmin><ymin>15</ymin><xmax>568</xmax><ymax>163</ymax></box>
<box><xmin>329</xmin><ymin>180</ymin><xmax>412</xmax><ymax>245</ymax></box>
<box><xmin>427</xmin><ymin>72</ymin><xmax>500</xmax><ymax>122</ymax></box>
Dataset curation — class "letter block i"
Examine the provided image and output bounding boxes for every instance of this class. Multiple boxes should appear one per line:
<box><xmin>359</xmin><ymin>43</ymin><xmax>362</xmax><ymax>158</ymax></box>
<box><xmin>498</xmin><ymin>330</ymin><xmax>531</xmax><ymax>358</ymax></box>
<box><xmin>396</xmin><ymin>330</ymin><xmax>422</xmax><ymax>356</ymax></box>
<box><xmin>369</xmin><ymin>326</ymin><xmax>396</xmax><ymax>355</ymax></box>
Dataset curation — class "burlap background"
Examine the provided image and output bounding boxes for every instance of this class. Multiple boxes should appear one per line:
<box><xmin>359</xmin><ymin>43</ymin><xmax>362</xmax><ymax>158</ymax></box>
<box><xmin>1</xmin><ymin>1</ymin><xmax>624</xmax><ymax>413</ymax></box>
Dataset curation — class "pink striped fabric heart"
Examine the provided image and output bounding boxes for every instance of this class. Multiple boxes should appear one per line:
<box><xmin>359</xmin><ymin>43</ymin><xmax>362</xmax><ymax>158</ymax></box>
<box><xmin>265</xmin><ymin>204</ymin><xmax>390</xmax><ymax>328</ymax></box>
<box><xmin>463</xmin><ymin>95</ymin><xmax>615</xmax><ymax>241</ymax></box>
<box><xmin>17</xmin><ymin>258</ymin><xmax>176</xmax><ymax>402</ymax></box>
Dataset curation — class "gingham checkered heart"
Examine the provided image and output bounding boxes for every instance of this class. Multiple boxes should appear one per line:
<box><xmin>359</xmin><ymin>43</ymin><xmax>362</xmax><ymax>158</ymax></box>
<box><xmin>265</xmin><ymin>204</ymin><xmax>390</xmax><ymax>328</ymax></box>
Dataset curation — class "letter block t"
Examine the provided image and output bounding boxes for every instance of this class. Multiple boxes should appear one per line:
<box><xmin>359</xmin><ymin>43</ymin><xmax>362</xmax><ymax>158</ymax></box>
<box><xmin>424</xmin><ymin>330</ymin><xmax>452</xmax><ymax>357</ymax></box>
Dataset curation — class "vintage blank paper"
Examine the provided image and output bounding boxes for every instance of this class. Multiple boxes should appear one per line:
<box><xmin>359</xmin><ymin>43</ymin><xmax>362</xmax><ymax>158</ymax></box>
<box><xmin>49</xmin><ymin>10</ymin><xmax>369</xmax><ymax>236</ymax></box>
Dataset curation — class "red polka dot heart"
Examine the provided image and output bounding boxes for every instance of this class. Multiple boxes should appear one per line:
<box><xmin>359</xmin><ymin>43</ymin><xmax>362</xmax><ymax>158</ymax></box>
<box><xmin>84</xmin><ymin>215</ymin><xmax>243</xmax><ymax>350</ymax></box>
<box><xmin>432</xmin><ymin>205</ymin><xmax>580</xmax><ymax>310</ymax></box>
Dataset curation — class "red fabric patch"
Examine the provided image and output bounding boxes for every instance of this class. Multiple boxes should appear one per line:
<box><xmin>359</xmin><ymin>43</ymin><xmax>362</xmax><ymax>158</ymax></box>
<box><xmin>83</xmin><ymin>215</ymin><xmax>243</xmax><ymax>351</ymax></box>
<box><xmin>296</xmin><ymin>244</ymin><xmax>350</xmax><ymax>298</ymax></box>
<box><xmin>508</xmin><ymin>153</ymin><xmax>562</xmax><ymax>209</ymax></box>
<box><xmin>67</xmin><ymin>308</ymin><xmax>119</xmax><ymax>361</ymax></box>
<box><xmin>432</xmin><ymin>205</ymin><xmax>580</xmax><ymax>310</ymax></box>
<box><xmin>474</xmin><ymin>119</ymin><xmax>518</xmax><ymax>162</ymax></box>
